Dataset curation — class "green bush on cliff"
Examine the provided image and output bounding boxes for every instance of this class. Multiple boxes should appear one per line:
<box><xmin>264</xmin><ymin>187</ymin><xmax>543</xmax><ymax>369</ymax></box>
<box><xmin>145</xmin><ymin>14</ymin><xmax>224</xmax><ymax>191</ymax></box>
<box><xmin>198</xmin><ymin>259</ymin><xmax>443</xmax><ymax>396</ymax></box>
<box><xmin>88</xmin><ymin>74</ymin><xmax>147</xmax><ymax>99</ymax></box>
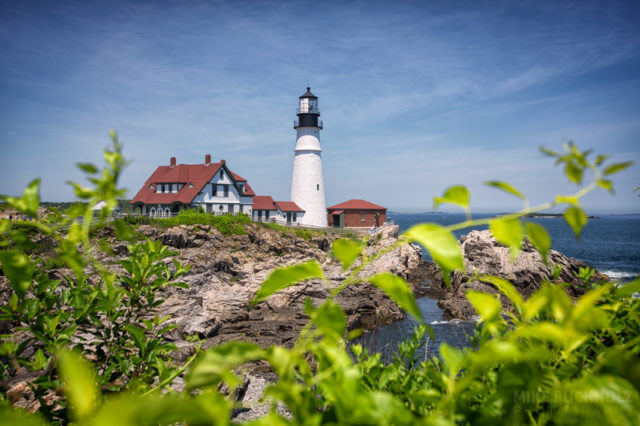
<box><xmin>123</xmin><ymin>208</ymin><xmax>251</xmax><ymax>235</ymax></box>
<box><xmin>0</xmin><ymin>136</ymin><xmax>638</xmax><ymax>425</ymax></box>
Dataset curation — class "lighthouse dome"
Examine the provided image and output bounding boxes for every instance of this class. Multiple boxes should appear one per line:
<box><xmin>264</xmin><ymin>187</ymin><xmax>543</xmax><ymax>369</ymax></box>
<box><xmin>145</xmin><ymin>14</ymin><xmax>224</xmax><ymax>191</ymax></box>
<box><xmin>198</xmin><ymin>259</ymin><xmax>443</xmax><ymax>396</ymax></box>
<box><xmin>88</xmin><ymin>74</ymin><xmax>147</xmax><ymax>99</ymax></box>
<box><xmin>299</xmin><ymin>86</ymin><xmax>318</xmax><ymax>99</ymax></box>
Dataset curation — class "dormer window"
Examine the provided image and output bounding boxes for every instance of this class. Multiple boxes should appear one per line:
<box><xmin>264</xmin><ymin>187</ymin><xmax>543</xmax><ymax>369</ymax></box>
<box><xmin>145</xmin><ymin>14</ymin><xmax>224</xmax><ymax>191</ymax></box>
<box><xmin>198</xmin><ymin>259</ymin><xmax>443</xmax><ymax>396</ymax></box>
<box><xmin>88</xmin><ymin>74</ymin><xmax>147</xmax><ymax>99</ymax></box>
<box><xmin>149</xmin><ymin>184</ymin><xmax>154</xmax><ymax>191</ymax></box>
<box><xmin>187</xmin><ymin>183</ymin><xmax>194</xmax><ymax>188</ymax></box>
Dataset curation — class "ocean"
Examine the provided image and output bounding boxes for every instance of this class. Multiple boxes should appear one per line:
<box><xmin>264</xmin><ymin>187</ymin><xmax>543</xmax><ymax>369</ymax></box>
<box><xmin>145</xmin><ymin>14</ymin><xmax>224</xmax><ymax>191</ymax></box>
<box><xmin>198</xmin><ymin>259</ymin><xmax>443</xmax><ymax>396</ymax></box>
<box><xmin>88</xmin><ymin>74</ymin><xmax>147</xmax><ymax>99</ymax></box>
<box><xmin>356</xmin><ymin>212</ymin><xmax>640</xmax><ymax>360</ymax></box>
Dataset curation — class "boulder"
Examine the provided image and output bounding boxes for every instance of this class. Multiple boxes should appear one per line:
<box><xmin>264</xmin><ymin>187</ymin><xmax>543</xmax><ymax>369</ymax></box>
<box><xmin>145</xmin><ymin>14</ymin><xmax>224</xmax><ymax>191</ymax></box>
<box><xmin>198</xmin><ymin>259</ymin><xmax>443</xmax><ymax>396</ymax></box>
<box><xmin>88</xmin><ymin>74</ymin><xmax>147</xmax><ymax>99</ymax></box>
<box><xmin>438</xmin><ymin>230</ymin><xmax>608</xmax><ymax>319</ymax></box>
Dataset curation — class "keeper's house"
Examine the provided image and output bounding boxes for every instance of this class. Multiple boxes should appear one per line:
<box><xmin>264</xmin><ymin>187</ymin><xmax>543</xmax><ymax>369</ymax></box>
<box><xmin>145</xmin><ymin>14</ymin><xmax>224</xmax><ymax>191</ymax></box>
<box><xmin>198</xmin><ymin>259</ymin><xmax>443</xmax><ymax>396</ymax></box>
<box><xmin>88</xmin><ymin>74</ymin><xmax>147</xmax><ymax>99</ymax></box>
<box><xmin>327</xmin><ymin>199</ymin><xmax>386</xmax><ymax>228</ymax></box>
<box><xmin>130</xmin><ymin>155</ymin><xmax>255</xmax><ymax>217</ymax></box>
<box><xmin>252</xmin><ymin>195</ymin><xmax>305</xmax><ymax>225</ymax></box>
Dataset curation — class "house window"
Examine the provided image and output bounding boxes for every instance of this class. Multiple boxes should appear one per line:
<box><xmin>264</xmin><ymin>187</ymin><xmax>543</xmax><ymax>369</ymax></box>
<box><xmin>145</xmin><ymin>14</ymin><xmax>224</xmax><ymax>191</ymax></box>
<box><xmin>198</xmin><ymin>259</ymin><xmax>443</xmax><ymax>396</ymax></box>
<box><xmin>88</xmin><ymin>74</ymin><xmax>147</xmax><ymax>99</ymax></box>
<box><xmin>161</xmin><ymin>184</ymin><xmax>166</xmax><ymax>193</ymax></box>
<box><xmin>266</xmin><ymin>211</ymin><xmax>269</xmax><ymax>220</ymax></box>
<box><xmin>223</xmin><ymin>185</ymin><xmax>229</xmax><ymax>197</ymax></box>
<box><xmin>220</xmin><ymin>170</ymin><xmax>224</xmax><ymax>179</ymax></box>
<box><xmin>228</xmin><ymin>204</ymin><xmax>234</xmax><ymax>213</ymax></box>
<box><xmin>239</xmin><ymin>204</ymin><xmax>244</xmax><ymax>213</ymax></box>
<box><xmin>361</xmin><ymin>213</ymin><xmax>365</xmax><ymax>221</ymax></box>
<box><xmin>293</xmin><ymin>213</ymin><xmax>297</xmax><ymax>222</ymax></box>
<box><xmin>206</xmin><ymin>203</ymin><xmax>212</xmax><ymax>213</ymax></box>
<box><xmin>219</xmin><ymin>205</ymin><xmax>224</xmax><ymax>211</ymax></box>
<box><xmin>212</xmin><ymin>184</ymin><xmax>217</xmax><ymax>197</ymax></box>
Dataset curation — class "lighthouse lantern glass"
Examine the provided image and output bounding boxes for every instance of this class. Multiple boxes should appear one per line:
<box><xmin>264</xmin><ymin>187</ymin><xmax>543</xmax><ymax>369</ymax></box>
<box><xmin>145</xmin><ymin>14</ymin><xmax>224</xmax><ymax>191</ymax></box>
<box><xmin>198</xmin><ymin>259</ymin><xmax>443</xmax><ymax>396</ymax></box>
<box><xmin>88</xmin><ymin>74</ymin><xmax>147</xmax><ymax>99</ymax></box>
<box><xmin>300</xmin><ymin>98</ymin><xmax>308</xmax><ymax>113</ymax></box>
<box><xmin>308</xmin><ymin>98</ymin><xmax>318</xmax><ymax>113</ymax></box>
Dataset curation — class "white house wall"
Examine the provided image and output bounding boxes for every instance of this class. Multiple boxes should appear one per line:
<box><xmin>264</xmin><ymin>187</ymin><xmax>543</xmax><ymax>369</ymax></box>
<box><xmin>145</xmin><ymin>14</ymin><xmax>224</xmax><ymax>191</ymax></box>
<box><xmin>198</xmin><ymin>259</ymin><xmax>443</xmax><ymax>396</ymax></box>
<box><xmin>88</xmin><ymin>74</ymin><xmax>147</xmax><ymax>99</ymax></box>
<box><xmin>191</xmin><ymin>168</ymin><xmax>252</xmax><ymax>216</ymax></box>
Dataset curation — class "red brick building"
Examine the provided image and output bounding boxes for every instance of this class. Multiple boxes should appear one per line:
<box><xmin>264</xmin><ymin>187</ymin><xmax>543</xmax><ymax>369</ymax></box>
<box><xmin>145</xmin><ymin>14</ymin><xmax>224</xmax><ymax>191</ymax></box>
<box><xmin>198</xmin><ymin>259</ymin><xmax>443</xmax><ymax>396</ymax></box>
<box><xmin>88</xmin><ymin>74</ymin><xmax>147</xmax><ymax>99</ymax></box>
<box><xmin>326</xmin><ymin>199</ymin><xmax>386</xmax><ymax>228</ymax></box>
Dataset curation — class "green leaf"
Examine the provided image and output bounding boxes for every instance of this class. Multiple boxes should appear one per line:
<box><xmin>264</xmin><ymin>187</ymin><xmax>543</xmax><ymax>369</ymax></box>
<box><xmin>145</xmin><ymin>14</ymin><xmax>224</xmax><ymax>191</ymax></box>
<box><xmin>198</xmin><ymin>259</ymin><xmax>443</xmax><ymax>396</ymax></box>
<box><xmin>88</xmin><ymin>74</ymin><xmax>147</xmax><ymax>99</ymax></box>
<box><xmin>313</xmin><ymin>299</ymin><xmax>347</xmax><ymax>336</ymax></box>
<box><xmin>405</xmin><ymin>223</ymin><xmax>464</xmax><ymax>287</ymax></box>
<box><xmin>250</xmin><ymin>261</ymin><xmax>325</xmax><ymax>306</ymax></box>
<box><xmin>564</xmin><ymin>206</ymin><xmax>587</xmax><ymax>238</ymax></box>
<box><xmin>525</xmin><ymin>222</ymin><xmax>551</xmax><ymax>264</ymax></box>
<box><xmin>479</xmin><ymin>275</ymin><xmax>524</xmax><ymax>315</ymax></box>
<box><xmin>555</xmin><ymin>195</ymin><xmax>579</xmax><ymax>205</ymax></box>
<box><xmin>65</xmin><ymin>202</ymin><xmax>89</xmax><ymax>219</ymax></box>
<box><xmin>489</xmin><ymin>218</ymin><xmax>522</xmax><ymax>260</ymax></box>
<box><xmin>434</xmin><ymin>185</ymin><xmax>470</xmax><ymax>209</ymax></box>
<box><xmin>331</xmin><ymin>238</ymin><xmax>362</xmax><ymax>271</ymax></box>
<box><xmin>68</xmin><ymin>182</ymin><xmax>94</xmax><ymax>200</ymax></box>
<box><xmin>540</xmin><ymin>146</ymin><xmax>560</xmax><ymax>157</ymax></box>
<box><xmin>0</xmin><ymin>405</ymin><xmax>48</xmax><ymax>426</ymax></box>
<box><xmin>484</xmin><ymin>181</ymin><xmax>526</xmax><ymax>200</ymax></box>
<box><xmin>615</xmin><ymin>276</ymin><xmax>640</xmax><ymax>297</ymax></box>
<box><xmin>369</xmin><ymin>273</ymin><xmax>423</xmax><ymax>323</ymax></box>
<box><xmin>187</xmin><ymin>342</ymin><xmax>265</xmax><ymax>390</ymax></box>
<box><xmin>113</xmin><ymin>219</ymin><xmax>132</xmax><ymax>241</ymax></box>
<box><xmin>597</xmin><ymin>178</ymin><xmax>614</xmax><ymax>193</ymax></box>
<box><xmin>603</xmin><ymin>161</ymin><xmax>633</xmax><ymax>176</ymax></box>
<box><xmin>466</xmin><ymin>291</ymin><xmax>501</xmax><ymax>321</ymax></box>
<box><xmin>124</xmin><ymin>324</ymin><xmax>147</xmax><ymax>353</ymax></box>
<box><xmin>76</xmin><ymin>163</ymin><xmax>98</xmax><ymax>174</ymax></box>
<box><xmin>0</xmin><ymin>179</ymin><xmax>40</xmax><ymax>218</ymax></box>
<box><xmin>565</xmin><ymin>159</ymin><xmax>583</xmax><ymax>184</ymax></box>
<box><xmin>595</xmin><ymin>154</ymin><xmax>609</xmax><ymax>166</ymax></box>
<box><xmin>57</xmin><ymin>350</ymin><xmax>99</xmax><ymax>422</ymax></box>
<box><xmin>0</xmin><ymin>250</ymin><xmax>33</xmax><ymax>299</ymax></box>
<box><xmin>439</xmin><ymin>343</ymin><xmax>464</xmax><ymax>376</ymax></box>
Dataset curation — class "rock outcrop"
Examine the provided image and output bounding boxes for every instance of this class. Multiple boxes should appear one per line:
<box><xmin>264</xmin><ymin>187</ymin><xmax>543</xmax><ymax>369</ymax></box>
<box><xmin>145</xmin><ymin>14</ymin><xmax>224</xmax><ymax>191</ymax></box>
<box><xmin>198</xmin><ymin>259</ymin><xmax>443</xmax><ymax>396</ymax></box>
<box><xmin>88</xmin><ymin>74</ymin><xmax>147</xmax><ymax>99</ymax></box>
<box><xmin>91</xmin><ymin>223</ymin><xmax>423</xmax><ymax>358</ymax></box>
<box><xmin>437</xmin><ymin>230</ymin><xmax>608</xmax><ymax>319</ymax></box>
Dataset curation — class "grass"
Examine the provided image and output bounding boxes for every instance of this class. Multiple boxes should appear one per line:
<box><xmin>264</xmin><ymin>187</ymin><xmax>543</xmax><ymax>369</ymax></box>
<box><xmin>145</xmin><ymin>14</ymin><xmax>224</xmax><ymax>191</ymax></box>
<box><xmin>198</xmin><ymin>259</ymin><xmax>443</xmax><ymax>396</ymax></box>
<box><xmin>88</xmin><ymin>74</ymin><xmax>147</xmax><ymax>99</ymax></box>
<box><xmin>124</xmin><ymin>210</ymin><xmax>251</xmax><ymax>236</ymax></box>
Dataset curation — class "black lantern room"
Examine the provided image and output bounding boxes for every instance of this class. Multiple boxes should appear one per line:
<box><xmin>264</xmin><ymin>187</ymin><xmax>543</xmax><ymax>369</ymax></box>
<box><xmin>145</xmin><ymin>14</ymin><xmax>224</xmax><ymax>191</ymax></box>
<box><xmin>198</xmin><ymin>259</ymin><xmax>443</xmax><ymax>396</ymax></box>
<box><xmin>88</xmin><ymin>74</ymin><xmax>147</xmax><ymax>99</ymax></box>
<box><xmin>294</xmin><ymin>86</ymin><xmax>323</xmax><ymax>129</ymax></box>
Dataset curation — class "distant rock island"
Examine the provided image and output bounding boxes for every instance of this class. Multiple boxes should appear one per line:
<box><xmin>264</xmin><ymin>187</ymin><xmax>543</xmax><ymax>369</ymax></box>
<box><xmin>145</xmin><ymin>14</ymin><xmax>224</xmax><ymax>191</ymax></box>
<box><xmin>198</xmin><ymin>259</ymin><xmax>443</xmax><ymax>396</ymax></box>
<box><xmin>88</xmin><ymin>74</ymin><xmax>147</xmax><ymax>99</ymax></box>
<box><xmin>524</xmin><ymin>212</ymin><xmax>597</xmax><ymax>219</ymax></box>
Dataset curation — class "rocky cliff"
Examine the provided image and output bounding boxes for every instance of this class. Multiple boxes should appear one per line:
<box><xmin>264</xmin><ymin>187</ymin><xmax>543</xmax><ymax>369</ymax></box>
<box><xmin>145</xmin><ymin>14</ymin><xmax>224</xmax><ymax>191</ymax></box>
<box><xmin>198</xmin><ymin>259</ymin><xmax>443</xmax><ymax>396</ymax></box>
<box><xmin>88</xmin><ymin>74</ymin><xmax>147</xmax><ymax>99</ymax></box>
<box><xmin>436</xmin><ymin>230</ymin><xmax>609</xmax><ymax>319</ymax></box>
<box><xmin>93</xmin><ymin>223</ymin><xmax>423</xmax><ymax>358</ymax></box>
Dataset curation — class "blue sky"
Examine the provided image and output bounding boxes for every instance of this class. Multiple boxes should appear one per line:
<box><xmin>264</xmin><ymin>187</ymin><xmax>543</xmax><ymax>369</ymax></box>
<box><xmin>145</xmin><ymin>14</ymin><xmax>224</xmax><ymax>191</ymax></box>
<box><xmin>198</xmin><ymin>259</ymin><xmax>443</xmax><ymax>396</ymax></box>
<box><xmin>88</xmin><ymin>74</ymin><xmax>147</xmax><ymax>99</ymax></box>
<box><xmin>1</xmin><ymin>0</ymin><xmax>639</xmax><ymax>213</ymax></box>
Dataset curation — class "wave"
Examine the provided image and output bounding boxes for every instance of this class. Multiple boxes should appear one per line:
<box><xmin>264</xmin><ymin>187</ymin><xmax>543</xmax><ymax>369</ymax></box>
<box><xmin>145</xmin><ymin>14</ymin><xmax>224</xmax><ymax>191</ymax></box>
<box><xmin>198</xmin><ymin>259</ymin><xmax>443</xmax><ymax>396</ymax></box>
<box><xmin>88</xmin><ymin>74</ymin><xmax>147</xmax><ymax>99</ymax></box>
<box><xmin>601</xmin><ymin>270</ymin><xmax>639</xmax><ymax>281</ymax></box>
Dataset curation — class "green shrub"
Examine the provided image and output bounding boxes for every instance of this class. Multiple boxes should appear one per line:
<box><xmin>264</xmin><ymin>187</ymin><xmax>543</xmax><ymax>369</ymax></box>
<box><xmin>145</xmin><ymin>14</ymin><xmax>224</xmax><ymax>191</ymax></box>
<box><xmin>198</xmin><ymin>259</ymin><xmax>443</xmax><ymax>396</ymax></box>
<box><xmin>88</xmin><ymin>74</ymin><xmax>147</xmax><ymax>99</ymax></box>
<box><xmin>1</xmin><ymin>138</ymin><xmax>638</xmax><ymax>425</ymax></box>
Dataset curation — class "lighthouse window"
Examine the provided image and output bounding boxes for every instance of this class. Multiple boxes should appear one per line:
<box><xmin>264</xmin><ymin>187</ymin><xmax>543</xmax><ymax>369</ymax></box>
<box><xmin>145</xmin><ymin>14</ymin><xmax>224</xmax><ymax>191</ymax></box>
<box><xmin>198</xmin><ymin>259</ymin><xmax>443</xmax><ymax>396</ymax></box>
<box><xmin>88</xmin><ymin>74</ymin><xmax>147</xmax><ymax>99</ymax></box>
<box><xmin>317</xmin><ymin>184</ymin><xmax>319</xmax><ymax>191</ymax></box>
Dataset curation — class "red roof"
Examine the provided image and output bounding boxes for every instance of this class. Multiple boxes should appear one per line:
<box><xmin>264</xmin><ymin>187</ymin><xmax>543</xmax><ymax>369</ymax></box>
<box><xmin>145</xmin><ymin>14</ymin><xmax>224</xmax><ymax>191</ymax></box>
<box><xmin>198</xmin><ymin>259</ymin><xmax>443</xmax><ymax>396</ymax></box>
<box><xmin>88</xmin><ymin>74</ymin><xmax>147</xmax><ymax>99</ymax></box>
<box><xmin>275</xmin><ymin>201</ymin><xmax>304</xmax><ymax>212</ymax></box>
<box><xmin>253</xmin><ymin>195</ymin><xmax>277</xmax><ymax>210</ymax></box>
<box><xmin>327</xmin><ymin>199</ymin><xmax>386</xmax><ymax>211</ymax></box>
<box><xmin>229</xmin><ymin>171</ymin><xmax>255</xmax><ymax>196</ymax></box>
<box><xmin>130</xmin><ymin>161</ymin><xmax>254</xmax><ymax>205</ymax></box>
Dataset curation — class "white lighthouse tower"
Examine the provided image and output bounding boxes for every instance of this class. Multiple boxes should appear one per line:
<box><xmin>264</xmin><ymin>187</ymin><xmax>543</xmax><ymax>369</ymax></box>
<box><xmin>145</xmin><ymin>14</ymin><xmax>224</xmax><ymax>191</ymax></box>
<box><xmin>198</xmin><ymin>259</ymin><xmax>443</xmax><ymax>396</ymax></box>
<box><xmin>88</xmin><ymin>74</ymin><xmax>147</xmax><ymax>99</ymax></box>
<box><xmin>290</xmin><ymin>87</ymin><xmax>328</xmax><ymax>228</ymax></box>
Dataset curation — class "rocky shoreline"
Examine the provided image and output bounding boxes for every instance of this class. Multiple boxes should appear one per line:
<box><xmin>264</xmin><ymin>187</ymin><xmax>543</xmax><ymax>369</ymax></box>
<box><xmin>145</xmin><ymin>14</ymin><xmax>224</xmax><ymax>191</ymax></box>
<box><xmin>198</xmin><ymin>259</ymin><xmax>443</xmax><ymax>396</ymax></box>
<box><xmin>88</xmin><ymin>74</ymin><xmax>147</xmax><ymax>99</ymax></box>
<box><xmin>431</xmin><ymin>230</ymin><xmax>609</xmax><ymax>320</ymax></box>
<box><xmin>90</xmin><ymin>223</ymin><xmax>423</xmax><ymax>361</ymax></box>
<box><xmin>1</xmin><ymin>221</ymin><xmax>610</xmax><ymax>420</ymax></box>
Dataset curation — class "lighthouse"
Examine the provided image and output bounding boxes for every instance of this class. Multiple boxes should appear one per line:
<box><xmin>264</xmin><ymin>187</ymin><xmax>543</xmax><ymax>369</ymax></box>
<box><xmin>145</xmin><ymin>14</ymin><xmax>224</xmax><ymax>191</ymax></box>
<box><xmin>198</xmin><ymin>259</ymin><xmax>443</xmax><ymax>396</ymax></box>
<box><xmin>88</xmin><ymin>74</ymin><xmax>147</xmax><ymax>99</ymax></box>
<box><xmin>290</xmin><ymin>87</ymin><xmax>328</xmax><ymax>228</ymax></box>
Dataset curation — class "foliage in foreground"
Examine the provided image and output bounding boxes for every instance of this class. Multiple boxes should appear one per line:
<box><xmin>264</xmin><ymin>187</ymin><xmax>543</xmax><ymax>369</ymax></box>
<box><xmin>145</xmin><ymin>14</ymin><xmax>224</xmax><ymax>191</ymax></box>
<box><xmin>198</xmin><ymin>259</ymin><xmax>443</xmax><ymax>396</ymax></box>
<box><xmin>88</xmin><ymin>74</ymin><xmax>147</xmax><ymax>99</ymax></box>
<box><xmin>0</xmin><ymin>136</ymin><xmax>638</xmax><ymax>425</ymax></box>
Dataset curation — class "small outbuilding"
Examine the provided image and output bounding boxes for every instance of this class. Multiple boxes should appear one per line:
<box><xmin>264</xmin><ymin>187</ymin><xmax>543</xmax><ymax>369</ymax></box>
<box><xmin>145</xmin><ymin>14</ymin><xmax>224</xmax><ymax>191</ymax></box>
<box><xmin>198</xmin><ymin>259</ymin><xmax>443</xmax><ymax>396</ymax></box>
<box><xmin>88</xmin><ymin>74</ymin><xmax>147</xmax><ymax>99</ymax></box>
<box><xmin>252</xmin><ymin>196</ymin><xmax>305</xmax><ymax>225</ymax></box>
<box><xmin>326</xmin><ymin>199</ymin><xmax>386</xmax><ymax>228</ymax></box>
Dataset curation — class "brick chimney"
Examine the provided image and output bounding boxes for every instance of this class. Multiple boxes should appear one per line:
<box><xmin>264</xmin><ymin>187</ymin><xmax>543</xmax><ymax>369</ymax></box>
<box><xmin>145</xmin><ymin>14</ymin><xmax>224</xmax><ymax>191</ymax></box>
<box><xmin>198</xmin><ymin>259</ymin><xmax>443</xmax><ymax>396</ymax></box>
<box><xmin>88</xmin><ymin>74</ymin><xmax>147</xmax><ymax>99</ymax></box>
<box><xmin>221</xmin><ymin>159</ymin><xmax>226</xmax><ymax>165</ymax></box>
<box><xmin>170</xmin><ymin>157</ymin><xmax>176</xmax><ymax>167</ymax></box>
<box><xmin>205</xmin><ymin>154</ymin><xmax>211</xmax><ymax>165</ymax></box>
